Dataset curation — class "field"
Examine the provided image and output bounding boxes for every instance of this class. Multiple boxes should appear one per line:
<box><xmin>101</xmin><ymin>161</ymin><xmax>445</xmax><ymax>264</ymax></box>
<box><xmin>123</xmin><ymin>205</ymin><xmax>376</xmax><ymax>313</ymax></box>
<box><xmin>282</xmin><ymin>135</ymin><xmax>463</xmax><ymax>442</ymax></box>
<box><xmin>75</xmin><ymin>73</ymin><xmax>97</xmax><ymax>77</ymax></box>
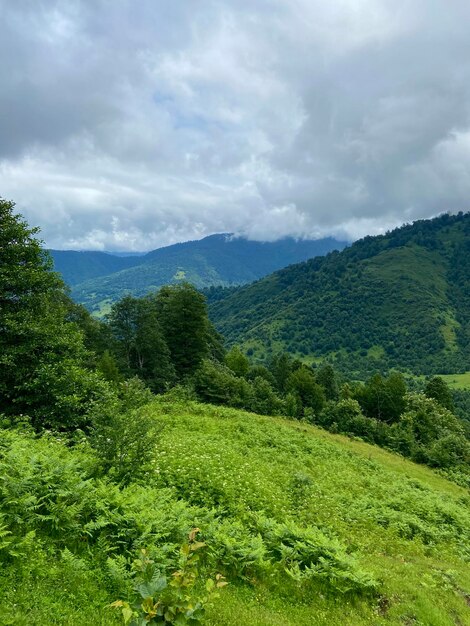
<box><xmin>3</xmin><ymin>398</ymin><xmax>468</xmax><ymax>625</ymax></box>
<box><xmin>440</xmin><ymin>372</ymin><xmax>470</xmax><ymax>390</ymax></box>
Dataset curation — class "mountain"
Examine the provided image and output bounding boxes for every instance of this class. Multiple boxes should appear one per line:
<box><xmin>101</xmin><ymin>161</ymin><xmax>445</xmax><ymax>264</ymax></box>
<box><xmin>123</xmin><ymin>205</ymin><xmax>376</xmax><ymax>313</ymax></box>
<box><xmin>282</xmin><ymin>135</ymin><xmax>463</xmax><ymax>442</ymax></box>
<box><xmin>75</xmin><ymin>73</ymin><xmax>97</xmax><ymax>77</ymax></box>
<box><xmin>54</xmin><ymin>234</ymin><xmax>346</xmax><ymax>316</ymax></box>
<box><xmin>49</xmin><ymin>249</ymin><xmax>141</xmax><ymax>285</ymax></box>
<box><xmin>208</xmin><ymin>213</ymin><xmax>470</xmax><ymax>375</ymax></box>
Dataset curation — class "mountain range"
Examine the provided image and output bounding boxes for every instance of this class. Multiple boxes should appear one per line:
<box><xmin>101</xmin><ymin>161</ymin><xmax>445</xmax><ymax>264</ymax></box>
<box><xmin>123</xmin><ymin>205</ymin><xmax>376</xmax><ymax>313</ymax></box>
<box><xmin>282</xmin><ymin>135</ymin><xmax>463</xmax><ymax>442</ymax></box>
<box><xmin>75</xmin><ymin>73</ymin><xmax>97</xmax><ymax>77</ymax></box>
<box><xmin>50</xmin><ymin>234</ymin><xmax>347</xmax><ymax>316</ymax></box>
<box><xmin>208</xmin><ymin>213</ymin><xmax>470</xmax><ymax>376</ymax></box>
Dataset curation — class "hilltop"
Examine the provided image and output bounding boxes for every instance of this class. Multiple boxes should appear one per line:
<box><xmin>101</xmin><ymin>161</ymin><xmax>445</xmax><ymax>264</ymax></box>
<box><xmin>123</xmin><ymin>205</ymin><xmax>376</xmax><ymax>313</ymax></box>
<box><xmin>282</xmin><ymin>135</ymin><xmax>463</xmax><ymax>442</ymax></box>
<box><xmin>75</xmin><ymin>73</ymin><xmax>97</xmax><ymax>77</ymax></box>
<box><xmin>209</xmin><ymin>213</ymin><xmax>470</xmax><ymax>375</ymax></box>
<box><xmin>50</xmin><ymin>234</ymin><xmax>346</xmax><ymax>316</ymax></box>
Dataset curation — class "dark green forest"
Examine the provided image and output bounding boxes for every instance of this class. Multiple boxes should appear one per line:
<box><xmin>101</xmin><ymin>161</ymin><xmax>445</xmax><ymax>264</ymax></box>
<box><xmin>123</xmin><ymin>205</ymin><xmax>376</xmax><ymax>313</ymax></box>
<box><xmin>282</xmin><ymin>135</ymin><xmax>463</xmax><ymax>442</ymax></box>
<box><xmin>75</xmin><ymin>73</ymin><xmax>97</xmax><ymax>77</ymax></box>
<box><xmin>1</xmin><ymin>198</ymin><xmax>469</xmax><ymax>625</ymax></box>
<box><xmin>208</xmin><ymin>212</ymin><xmax>470</xmax><ymax>377</ymax></box>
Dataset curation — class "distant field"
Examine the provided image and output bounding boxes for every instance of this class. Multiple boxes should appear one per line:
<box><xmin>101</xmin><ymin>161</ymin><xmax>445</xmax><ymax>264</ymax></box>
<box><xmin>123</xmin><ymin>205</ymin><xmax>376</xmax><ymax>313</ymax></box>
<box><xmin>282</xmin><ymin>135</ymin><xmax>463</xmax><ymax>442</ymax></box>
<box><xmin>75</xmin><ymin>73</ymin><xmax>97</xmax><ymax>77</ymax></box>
<box><xmin>439</xmin><ymin>372</ymin><xmax>470</xmax><ymax>389</ymax></box>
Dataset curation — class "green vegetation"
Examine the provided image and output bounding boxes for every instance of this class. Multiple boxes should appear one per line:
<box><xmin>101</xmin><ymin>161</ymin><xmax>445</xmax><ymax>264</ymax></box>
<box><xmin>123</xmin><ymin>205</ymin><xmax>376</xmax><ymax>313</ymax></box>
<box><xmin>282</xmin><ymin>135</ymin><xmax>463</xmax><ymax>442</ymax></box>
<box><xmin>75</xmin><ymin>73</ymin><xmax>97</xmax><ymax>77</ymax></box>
<box><xmin>1</xmin><ymin>399</ymin><xmax>469</xmax><ymax>625</ymax></box>
<box><xmin>441</xmin><ymin>371</ymin><xmax>470</xmax><ymax>389</ymax></box>
<box><xmin>59</xmin><ymin>235</ymin><xmax>345</xmax><ymax>315</ymax></box>
<box><xmin>1</xmin><ymin>199</ymin><xmax>469</xmax><ymax>625</ymax></box>
<box><xmin>209</xmin><ymin>212</ymin><xmax>470</xmax><ymax>376</ymax></box>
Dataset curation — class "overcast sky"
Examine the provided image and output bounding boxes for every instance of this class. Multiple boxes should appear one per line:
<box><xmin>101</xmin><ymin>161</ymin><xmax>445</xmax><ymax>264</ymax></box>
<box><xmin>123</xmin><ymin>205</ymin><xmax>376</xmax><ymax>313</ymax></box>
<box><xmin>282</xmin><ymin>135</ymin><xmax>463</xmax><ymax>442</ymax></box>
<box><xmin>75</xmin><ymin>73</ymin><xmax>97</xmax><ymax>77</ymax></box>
<box><xmin>1</xmin><ymin>1</ymin><xmax>470</xmax><ymax>250</ymax></box>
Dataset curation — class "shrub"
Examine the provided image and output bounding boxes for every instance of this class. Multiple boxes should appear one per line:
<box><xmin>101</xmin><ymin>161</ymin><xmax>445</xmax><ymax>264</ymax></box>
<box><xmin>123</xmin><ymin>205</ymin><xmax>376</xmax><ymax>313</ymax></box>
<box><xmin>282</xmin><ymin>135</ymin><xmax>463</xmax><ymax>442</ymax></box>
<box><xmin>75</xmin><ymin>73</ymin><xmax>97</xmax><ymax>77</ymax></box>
<box><xmin>89</xmin><ymin>378</ymin><xmax>160</xmax><ymax>484</ymax></box>
<box><xmin>111</xmin><ymin>532</ymin><xmax>227</xmax><ymax>625</ymax></box>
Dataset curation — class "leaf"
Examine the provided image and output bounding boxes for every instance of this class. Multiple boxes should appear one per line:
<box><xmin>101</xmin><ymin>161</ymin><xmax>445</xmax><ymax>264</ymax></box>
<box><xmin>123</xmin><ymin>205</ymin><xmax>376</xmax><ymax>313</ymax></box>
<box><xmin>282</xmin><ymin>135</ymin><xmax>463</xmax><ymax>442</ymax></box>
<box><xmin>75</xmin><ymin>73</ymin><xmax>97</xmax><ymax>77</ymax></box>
<box><xmin>122</xmin><ymin>606</ymin><xmax>134</xmax><ymax>624</ymax></box>
<box><xmin>136</xmin><ymin>576</ymin><xmax>167</xmax><ymax>599</ymax></box>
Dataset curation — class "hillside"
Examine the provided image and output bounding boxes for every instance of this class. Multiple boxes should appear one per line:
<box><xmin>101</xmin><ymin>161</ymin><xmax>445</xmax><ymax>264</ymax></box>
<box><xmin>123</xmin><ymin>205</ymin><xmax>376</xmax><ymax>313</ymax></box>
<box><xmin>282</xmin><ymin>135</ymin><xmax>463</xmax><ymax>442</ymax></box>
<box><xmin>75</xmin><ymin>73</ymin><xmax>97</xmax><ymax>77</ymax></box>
<box><xmin>209</xmin><ymin>213</ymin><xmax>470</xmax><ymax>375</ymax></box>
<box><xmin>49</xmin><ymin>249</ymin><xmax>141</xmax><ymax>285</ymax></box>
<box><xmin>56</xmin><ymin>235</ymin><xmax>346</xmax><ymax>315</ymax></box>
<box><xmin>1</xmin><ymin>397</ymin><xmax>469</xmax><ymax>626</ymax></box>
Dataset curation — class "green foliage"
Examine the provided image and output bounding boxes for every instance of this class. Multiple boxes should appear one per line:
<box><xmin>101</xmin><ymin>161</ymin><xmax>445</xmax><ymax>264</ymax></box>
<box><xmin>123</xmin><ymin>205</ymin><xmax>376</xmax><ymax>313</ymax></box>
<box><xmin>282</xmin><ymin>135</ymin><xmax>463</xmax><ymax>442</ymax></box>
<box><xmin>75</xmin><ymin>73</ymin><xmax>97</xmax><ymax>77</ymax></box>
<box><xmin>319</xmin><ymin>398</ymin><xmax>389</xmax><ymax>445</ymax></box>
<box><xmin>89</xmin><ymin>378</ymin><xmax>159</xmax><ymax>484</ymax></box>
<box><xmin>390</xmin><ymin>393</ymin><xmax>468</xmax><ymax>466</ymax></box>
<box><xmin>224</xmin><ymin>346</ymin><xmax>250</xmax><ymax>377</ymax></box>
<box><xmin>156</xmin><ymin>284</ymin><xmax>215</xmax><ymax>379</ymax></box>
<box><xmin>1</xmin><ymin>399</ymin><xmax>470</xmax><ymax>625</ymax></box>
<box><xmin>424</xmin><ymin>376</ymin><xmax>454</xmax><ymax>411</ymax></box>
<box><xmin>209</xmin><ymin>212</ymin><xmax>470</xmax><ymax>375</ymax></box>
<box><xmin>0</xmin><ymin>198</ymin><xmax>106</xmax><ymax>428</ymax></box>
<box><xmin>353</xmin><ymin>372</ymin><xmax>407</xmax><ymax>423</ymax></box>
<box><xmin>254</xmin><ymin>515</ymin><xmax>378</xmax><ymax>595</ymax></box>
<box><xmin>192</xmin><ymin>359</ymin><xmax>284</xmax><ymax>416</ymax></box>
<box><xmin>108</xmin><ymin>295</ymin><xmax>176</xmax><ymax>392</ymax></box>
<box><xmin>315</xmin><ymin>364</ymin><xmax>340</xmax><ymax>401</ymax></box>
<box><xmin>286</xmin><ymin>367</ymin><xmax>325</xmax><ymax>416</ymax></box>
<box><xmin>98</xmin><ymin>349</ymin><xmax>124</xmax><ymax>384</ymax></box>
<box><xmin>111</xmin><ymin>535</ymin><xmax>227</xmax><ymax>626</ymax></box>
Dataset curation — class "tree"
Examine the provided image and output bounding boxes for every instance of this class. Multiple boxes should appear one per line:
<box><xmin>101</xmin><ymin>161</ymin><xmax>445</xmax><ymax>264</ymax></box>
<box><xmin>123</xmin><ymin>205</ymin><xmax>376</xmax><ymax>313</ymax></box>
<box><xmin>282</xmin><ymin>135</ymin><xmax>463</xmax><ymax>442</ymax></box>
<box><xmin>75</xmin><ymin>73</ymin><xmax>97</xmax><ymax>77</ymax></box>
<box><xmin>225</xmin><ymin>346</ymin><xmax>250</xmax><ymax>377</ymax></box>
<box><xmin>316</xmin><ymin>364</ymin><xmax>339</xmax><ymax>400</ymax></box>
<box><xmin>268</xmin><ymin>353</ymin><xmax>301</xmax><ymax>393</ymax></box>
<box><xmin>107</xmin><ymin>296</ymin><xmax>175</xmax><ymax>392</ymax></box>
<box><xmin>390</xmin><ymin>393</ymin><xmax>465</xmax><ymax>464</ymax></box>
<box><xmin>0</xmin><ymin>198</ymin><xmax>99</xmax><ymax>427</ymax></box>
<box><xmin>156</xmin><ymin>284</ymin><xmax>213</xmax><ymax>379</ymax></box>
<box><xmin>424</xmin><ymin>376</ymin><xmax>454</xmax><ymax>411</ymax></box>
<box><xmin>355</xmin><ymin>372</ymin><xmax>407</xmax><ymax>423</ymax></box>
<box><xmin>286</xmin><ymin>367</ymin><xmax>325</xmax><ymax>415</ymax></box>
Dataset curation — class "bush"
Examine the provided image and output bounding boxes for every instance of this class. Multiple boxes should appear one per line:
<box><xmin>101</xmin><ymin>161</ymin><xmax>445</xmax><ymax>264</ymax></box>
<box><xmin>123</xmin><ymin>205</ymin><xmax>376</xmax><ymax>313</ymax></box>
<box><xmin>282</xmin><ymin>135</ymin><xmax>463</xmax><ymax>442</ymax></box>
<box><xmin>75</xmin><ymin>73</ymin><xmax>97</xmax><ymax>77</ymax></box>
<box><xmin>89</xmin><ymin>378</ymin><xmax>160</xmax><ymax>484</ymax></box>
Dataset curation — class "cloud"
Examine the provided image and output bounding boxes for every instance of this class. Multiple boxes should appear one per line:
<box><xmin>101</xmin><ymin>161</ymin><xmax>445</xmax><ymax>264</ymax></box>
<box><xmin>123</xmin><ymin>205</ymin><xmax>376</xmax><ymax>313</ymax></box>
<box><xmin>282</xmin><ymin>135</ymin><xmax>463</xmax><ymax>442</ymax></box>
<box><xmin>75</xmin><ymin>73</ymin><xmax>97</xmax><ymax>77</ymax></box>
<box><xmin>1</xmin><ymin>0</ymin><xmax>470</xmax><ymax>249</ymax></box>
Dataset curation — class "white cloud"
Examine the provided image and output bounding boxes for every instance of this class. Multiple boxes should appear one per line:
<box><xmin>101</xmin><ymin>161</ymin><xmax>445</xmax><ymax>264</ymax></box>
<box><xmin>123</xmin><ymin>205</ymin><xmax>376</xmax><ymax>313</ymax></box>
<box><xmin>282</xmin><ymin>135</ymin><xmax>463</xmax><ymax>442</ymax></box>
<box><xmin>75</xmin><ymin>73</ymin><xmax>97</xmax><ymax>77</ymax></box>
<box><xmin>1</xmin><ymin>0</ymin><xmax>470</xmax><ymax>249</ymax></box>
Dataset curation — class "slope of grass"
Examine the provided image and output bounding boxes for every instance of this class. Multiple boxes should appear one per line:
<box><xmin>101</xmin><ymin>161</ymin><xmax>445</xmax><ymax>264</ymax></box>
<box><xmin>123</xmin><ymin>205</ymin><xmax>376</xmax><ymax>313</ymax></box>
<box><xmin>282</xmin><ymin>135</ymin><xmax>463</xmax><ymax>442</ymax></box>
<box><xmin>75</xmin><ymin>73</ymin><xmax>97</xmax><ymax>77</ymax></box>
<box><xmin>1</xmin><ymin>399</ymin><xmax>469</xmax><ymax>625</ymax></box>
<box><xmin>147</xmin><ymin>399</ymin><xmax>470</xmax><ymax>626</ymax></box>
<box><xmin>441</xmin><ymin>371</ymin><xmax>470</xmax><ymax>389</ymax></box>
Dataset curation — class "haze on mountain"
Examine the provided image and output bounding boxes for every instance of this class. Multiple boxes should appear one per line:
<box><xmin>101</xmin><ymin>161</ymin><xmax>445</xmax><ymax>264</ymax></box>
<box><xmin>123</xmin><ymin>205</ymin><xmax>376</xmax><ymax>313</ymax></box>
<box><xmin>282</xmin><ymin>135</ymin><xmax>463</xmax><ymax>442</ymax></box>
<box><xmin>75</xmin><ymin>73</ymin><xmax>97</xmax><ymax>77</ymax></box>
<box><xmin>2</xmin><ymin>1</ymin><xmax>470</xmax><ymax>251</ymax></box>
<box><xmin>50</xmin><ymin>234</ymin><xmax>346</xmax><ymax>315</ymax></box>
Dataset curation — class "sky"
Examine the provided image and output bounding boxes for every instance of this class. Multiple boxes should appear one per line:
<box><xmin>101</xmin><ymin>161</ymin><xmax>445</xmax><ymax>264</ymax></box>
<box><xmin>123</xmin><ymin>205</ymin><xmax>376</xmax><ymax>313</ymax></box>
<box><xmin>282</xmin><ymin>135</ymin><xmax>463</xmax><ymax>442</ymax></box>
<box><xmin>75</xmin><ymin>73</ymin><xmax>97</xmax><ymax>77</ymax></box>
<box><xmin>1</xmin><ymin>0</ymin><xmax>470</xmax><ymax>251</ymax></box>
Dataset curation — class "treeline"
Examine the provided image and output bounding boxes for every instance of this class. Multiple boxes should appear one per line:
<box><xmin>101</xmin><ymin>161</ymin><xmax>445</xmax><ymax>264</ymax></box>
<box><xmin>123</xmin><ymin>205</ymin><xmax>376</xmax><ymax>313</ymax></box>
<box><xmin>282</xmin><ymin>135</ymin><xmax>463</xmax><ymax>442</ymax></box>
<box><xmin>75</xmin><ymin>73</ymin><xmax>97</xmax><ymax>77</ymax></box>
<box><xmin>1</xmin><ymin>198</ymin><xmax>469</xmax><ymax>484</ymax></box>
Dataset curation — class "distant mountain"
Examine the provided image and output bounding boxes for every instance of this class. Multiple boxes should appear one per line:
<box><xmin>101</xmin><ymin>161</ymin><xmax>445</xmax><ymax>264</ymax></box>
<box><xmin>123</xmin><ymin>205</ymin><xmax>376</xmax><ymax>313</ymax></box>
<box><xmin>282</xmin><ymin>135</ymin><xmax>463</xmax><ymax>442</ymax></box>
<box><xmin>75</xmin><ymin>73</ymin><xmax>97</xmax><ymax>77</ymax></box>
<box><xmin>49</xmin><ymin>250</ymin><xmax>141</xmax><ymax>285</ymax></box>
<box><xmin>208</xmin><ymin>213</ymin><xmax>470</xmax><ymax>376</ymax></box>
<box><xmin>53</xmin><ymin>234</ymin><xmax>347</xmax><ymax>316</ymax></box>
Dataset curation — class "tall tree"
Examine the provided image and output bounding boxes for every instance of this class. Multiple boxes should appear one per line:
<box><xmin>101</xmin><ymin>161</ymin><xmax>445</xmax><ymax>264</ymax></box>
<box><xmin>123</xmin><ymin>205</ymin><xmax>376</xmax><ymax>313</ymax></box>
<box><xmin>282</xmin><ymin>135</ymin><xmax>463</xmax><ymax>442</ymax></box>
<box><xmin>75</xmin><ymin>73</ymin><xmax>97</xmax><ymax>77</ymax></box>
<box><xmin>424</xmin><ymin>376</ymin><xmax>454</xmax><ymax>412</ymax></box>
<box><xmin>316</xmin><ymin>364</ymin><xmax>340</xmax><ymax>401</ymax></box>
<box><xmin>0</xmin><ymin>198</ymin><xmax>102</xmax><ymax>427</ymax></box>
<box><xmin>155</xmin><ymin>283</ymin><xmax>212</xmax><ymax>379</ymax></box>
<box><xmin>107</xmin><ymin>295</ymin><xmax>174</xmax><ymax>392</ymax></box>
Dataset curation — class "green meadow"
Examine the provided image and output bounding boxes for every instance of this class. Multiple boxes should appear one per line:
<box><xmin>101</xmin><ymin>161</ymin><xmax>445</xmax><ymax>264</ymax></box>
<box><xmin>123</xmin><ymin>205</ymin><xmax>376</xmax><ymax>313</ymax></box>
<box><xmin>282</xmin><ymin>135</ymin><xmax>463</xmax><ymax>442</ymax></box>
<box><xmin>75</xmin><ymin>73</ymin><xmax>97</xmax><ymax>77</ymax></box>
<box><xmin>2</xmin><ymin>398</ymin><xmax>469</xmax><ymax>626</ymax></box>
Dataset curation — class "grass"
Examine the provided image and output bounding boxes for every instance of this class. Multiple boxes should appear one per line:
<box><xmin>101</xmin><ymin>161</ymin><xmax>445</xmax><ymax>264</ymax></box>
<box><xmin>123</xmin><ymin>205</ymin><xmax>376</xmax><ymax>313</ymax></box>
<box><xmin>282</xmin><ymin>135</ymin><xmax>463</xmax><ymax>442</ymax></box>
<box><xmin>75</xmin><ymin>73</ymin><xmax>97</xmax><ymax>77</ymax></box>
<box><xmin>440</xmin><ymin>371</ymin><xmax>470</xmax><ymax>390</ymax></box>
<box><xmin>145</xmin><ymin>399</ymin><xmax>470</xmax><ymax>626</ymax></box>
<box><xmin>1</xmin><ymin>399</ymin><xmax>469</xmax><ymax>625</ymax></box>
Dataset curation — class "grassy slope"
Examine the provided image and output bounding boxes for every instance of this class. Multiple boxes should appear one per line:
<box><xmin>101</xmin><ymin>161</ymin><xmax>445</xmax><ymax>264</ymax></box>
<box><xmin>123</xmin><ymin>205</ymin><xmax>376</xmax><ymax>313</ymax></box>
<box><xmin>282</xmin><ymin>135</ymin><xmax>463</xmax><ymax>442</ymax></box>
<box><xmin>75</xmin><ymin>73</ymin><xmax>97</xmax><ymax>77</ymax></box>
<box><xmin>441</xmin><ymin>372</ymin><xmax>470</xmax><ymax>390</ymax></box>
<box><xmin>148</xmin><ymin>400</ymin><xmax>470</xmax><ymax>626</ymax></box>
<box><xmin>1</xmin><ymin>400</ymin><xmax>469</xmax><ymax>625</ymax></box>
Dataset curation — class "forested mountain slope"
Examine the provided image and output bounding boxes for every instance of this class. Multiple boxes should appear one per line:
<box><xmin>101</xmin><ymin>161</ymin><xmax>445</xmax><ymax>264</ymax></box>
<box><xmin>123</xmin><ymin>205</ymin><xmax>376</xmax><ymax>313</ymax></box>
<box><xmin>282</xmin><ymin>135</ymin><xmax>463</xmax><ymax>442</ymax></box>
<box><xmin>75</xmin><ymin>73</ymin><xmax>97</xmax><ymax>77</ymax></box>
<box><xmin>209</xmin><ymin>213</ymin><xmax>470</xmax><ymax>375</ymax></box>
<box><xmin>49</xmin><ymin>249</ymin><xmax>141</xmax><ymax>285</ymax></box>
<box><xmin>63</xmin><ymin>234</ymin><xmax>346</xmax><ymax>315</ymax></box>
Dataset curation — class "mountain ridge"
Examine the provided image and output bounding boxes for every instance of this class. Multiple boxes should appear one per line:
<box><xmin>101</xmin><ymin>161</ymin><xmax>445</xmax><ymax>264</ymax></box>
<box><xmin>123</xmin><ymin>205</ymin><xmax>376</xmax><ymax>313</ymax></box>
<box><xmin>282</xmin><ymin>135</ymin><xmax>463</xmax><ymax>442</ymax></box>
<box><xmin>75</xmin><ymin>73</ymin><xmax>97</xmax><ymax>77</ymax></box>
<box><xmin>208</xmin><ymin>212</ymin><xmax>470</xmax><ymax>375</ymax></box>
<box><xmin>51</xmin><ymin>234</ymin><xmax>347</xmax><ymax>315</ymax></box>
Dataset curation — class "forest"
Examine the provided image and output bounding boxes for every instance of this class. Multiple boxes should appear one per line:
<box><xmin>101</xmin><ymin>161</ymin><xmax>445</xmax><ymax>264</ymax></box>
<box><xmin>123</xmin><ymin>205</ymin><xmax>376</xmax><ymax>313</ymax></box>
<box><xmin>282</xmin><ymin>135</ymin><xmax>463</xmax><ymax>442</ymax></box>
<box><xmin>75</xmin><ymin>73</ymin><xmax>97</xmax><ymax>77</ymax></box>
<box><xmin>1</xmin><ymin>198</ymin><xmax>469</xmax><ymax>625</ymax></box>
<box><xmin>208</xmin><ymin>212</ymin><xmax>470</xmax><ymax>377</ymax></box>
